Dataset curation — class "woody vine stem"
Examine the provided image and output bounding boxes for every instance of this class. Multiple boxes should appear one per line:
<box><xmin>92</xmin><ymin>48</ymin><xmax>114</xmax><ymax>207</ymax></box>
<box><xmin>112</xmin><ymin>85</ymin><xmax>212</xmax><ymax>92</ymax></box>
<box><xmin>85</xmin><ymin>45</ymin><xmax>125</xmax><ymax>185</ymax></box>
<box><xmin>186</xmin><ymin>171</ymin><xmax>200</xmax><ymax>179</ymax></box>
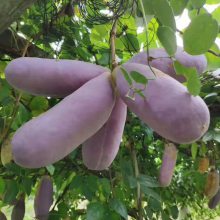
<box><xmin>110</xmin><ymin>15</ymin><xmax>143</xmax><ymax>219</ymax></box>
<box><xmin>0</xmin><ymin>41</ymin><xmax>30</xmax><ymax>147</ymax></box>
<box><xmin>110</xmin><ymin>19</ymin><xmax>118</xmax><ymax>70</ymax></box>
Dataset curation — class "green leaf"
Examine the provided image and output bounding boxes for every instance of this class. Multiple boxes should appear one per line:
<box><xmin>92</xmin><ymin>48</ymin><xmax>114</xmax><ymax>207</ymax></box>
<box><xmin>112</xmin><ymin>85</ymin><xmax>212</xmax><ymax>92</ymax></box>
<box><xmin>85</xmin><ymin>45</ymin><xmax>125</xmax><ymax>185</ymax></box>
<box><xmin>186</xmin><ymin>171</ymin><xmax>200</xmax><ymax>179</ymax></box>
<box><xmin>86</xmin><ymin>203</ymin><xmax>106</xmax><ymax>220</ymax></box>
<box><xmin>186</xmin><ymin>70</ymin><xmax>202</xmax><ymax>96</ymax></box>
<box><xmin>162</xmin><ymin>211</ymin><xmax>170</xmax><ymax>220</ymax></box>
<box><xmin>204</xmin><ymin>129</ymin><xmax>220</xmax><ymax>142</ymax></box>
<box><xmin>174</xmin><ymin>61</ymin><xmax>201</xmax><ymax>96</ymax></box>
<box><xmin>152</xmin><ymin>0</ymin><xmax>176</xmax><ymax>30</ymax></box>
<box><xmin>0</xmin><ymin>178</ymin><xmax>6</xmax><ymax>194</ymax></box>
<box><xmin>202</xmin><ymin>131</ymin><xmax>214</xmax><ymax>142</ymax></box>
<box><xmin>120</xmin><ymin>33</ymin><xmax>140</xmax><ymax>51</ymax></box>
<box><xmin>120</xmin><ymin>159</ymin><xmax>136</xmax><ymax>188</ymax></box>
<box><xmin>30</xmin><ymin>96</ymin><xmax>49</xmax><ymax>111</ymax></box>
<box><xmin>110</xmin><ymin>198</ymin><xmax>128</xmax><ymax>220</ymax></box>
<box><xmin>157</xmin><ymin>26</ymin><xmax>177</xmax><ymax>56</ymax></box>
<box><xmin>48</xmin><ymin>210</ymin><xmax>60</xmax><ymax>220</ymax></box>
<box><xmin>212</xmin><ymin>6</ymin><xmax>220</xmax><ymax>24</ymax></box>
<box><xmin>57</xmin><ymin>202</ymin><xmax>69</xmax><ymax>218</ymax></box>
<box><xmin>199</xmin><ymin>142</ymin><xmax>207</xmax><ymax>156</ymax></box>
<box><xmin>121</xmin><ymin>68</ymin><xmax>132</xmax><ymax>86</ymax></box>
<box><xmin>170</xmin><ymin>206</ymin><xmax>179</xmax><ymax>219</ymax></box>
<box><xmin>0</xmin><ymin>61</ymin><xmax>7</xmax><ymax>73</ymax></box>
<box><xmin>99</xmin><ymin>178</ymin><xmax>111</xmax><ymax>198</ymax></box>
<box><xmin>98</xmin><ymin>53</ymin><xmax>110</xmax><ymax>66</ymax></box>
<box><xmin>205</xmin><ymin>43</ymin><xmax>220</xmax><ymax>69</ymax></box>
<box><xmin>93</xmin><ymin>24</ymin><xmax>110</xmax><ymax>38</ymax></box>
<box><xmin>214</xmin><ymin>132</ymin><xmax>220</xmax><ymax>142</ymax></box>
<box><xmin>188</xmin><ymin>7</ymin><xmax>208</xmax><ymax>20</ymax></box>
<box><xmin>206</xmin><ymin>0</ymin><xmax>220</xmax><ymax>3</ymax></box>
<box><xmin>190</xmin><ymin>0</ymin><xmax>206</xmax><ymax>9</ymax></box>
<box><xmin>141</xmin><ymin>185</ymin><xmax>161</xmax><ymax>201</ymax></box>
<box><xmin>137</xmin><ymin>174</ymin><xmax>160</xmax><ymax>188</ymax></box>
<box><xmin>130</xmin><ymin>71</ymin><xmax>148</xmax><ymax>85</ymax></box>
<box><xmin>0</xmin><ymin>81</ymin><xmax>11</xmax><ymax>102</ymax></box>
<box><xmin>46</xmin><ymin>165</ymin><xmax>55</xmax><ymax>175</ymax></box>
<box><xmin>134</xmin><ymin>89</ymin><xmax>146</xmax><ymax>99</ymax></box>
<box><xmin>142</xmin><ymin>0</ymin><xmax>154</xmax><ymax>15</ymax></box>
<box><xmin>204</xmin><ymin>92</ymin><xmax>218</xmax><ymax>104</ymax></box>
<box><xmin>191</xmin><ymin>143</ymin><xmax>198</xmax><ymax>159</ymax></box>
<box><xmin>183</xmin><ymin>14</ymin><xmax>218</xmax><ymax>55</ymax></box>
<box><xmin>3</xmin><ymin>180</ymin><xmax>19</xmax><ymax>204</ymax></box>
<box><xmin>21</xmin><ymin>178</ymin><xmax>32</xmax><ymax>195</ymax></box>
<box><xmin>148</xmin><ymin>197</ymin><xmax>162</xmax><ymax>211</ymax></box>
<box><xmin>170</xmin><ymin>0</ymin><xmax>189</xmax><ymax>15</ymax></box>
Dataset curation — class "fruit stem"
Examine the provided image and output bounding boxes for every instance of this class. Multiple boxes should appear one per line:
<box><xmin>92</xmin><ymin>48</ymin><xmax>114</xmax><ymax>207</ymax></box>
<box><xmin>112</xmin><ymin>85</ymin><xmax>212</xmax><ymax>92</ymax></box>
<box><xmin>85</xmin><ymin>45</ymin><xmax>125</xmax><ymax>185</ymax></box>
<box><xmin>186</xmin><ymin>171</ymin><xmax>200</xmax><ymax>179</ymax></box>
<box><xmin>110</xmin><ymin>18</ymin><xmax>118</xmax><ymax>70</ymax></box>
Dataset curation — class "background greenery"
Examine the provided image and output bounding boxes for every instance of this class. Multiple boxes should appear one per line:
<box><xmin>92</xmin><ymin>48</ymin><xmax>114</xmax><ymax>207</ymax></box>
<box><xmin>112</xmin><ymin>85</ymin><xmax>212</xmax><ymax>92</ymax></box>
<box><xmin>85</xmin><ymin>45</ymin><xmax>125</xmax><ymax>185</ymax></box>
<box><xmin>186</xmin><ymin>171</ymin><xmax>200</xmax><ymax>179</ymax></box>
<box><xmin>0</xmin><ymin>0</ymin><xmax>220</xmax><ymax>219</ymax></box>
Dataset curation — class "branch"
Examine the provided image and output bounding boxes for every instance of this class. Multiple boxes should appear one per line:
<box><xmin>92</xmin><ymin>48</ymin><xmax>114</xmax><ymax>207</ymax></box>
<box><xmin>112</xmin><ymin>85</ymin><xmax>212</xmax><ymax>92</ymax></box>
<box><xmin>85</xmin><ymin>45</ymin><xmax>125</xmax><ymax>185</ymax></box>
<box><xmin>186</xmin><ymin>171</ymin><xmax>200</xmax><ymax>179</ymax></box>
<box><xmin>130</xmin><ymin>143</ymin><xmax>143</xmax><ymax>220</ymax></box>
<box><xmin>51</xmin><ymin>182</ymin><xmax>71</xmax><ymax>211</ymax></box>
<box><xmin>0</xmin><ymin>29</ymin><xmax>50</xmax><ymax>58</ymax></box>
<box><xmin>0</xmin><ymin>92</ymin><xmax>22</xmax><ymax>146</ymax></box>
<box><xmin>109</xmin><ymin>168</ymin><xmax>116</xmax><ymax>197</ymax></box>
<box><xmin>0</xmin><ymin>39</ymin><xmax>31</xmax><ymax>147</ymax></box>
<box><xmin>0</xmin><ymin>0</ymin><xmax>37</xmax><ymax>34</ymax></box>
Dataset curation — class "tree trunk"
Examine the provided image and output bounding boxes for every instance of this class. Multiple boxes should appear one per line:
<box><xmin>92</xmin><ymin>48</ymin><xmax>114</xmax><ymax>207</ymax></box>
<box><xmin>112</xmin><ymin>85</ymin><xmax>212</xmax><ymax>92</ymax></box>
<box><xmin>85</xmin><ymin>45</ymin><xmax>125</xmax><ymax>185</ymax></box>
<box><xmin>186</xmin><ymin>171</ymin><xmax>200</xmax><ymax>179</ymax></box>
<box><xmin>0</xmin><ymin>0</ymin><xmax>37</xmax><ymax>34</ymax></box>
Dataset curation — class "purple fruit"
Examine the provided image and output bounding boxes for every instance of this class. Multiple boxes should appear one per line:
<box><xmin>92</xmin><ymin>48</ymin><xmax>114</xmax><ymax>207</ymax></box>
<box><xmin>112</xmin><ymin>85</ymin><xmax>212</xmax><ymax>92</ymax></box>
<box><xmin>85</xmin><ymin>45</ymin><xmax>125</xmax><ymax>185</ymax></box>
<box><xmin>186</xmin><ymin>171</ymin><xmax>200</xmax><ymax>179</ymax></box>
<box><xmin>114</xmin><ymin>63</ymin><xmax>210</xmax><ymax>144</ymax></box>
<box><xmin>159</xmin><ymin>143</ymin><xmax>177</xmax><ymax>187</ymax></box>
<box><xmin>12</xmin><ymin>73</ymin><xmax>115</xmax><ymax>168</ymax></box>
<box><xmin>82</xmin><ymin>98</ymin><xmax>127</xmax><ymax>170</ymax></box>
<box><xmin>11</xmin><ymin>194</ymin><xmax>25</xmax><ymax>220</ymax></box>
<box><xmin>128</xmin><ymin>47</ymin><xmax>207</xmax><ymax>82</ymax></box>
<box><xmin>0</xmin><ymin>211</ymin><xmax>7</xmax><ymax>220</ymax></box>
<box><xmin>208</xmin><ymin>188</ymin><xmax>220</xmax><ymax>209</ymax></box>
<box><xmin>5</xmin><ymin>57</ymin><xmax>108</xmax><ymax>97</ymax></box>
<box><xmin>34</xmin><ymin>176</ymin><xmax>53</xmax><ymax>220</ymax></box>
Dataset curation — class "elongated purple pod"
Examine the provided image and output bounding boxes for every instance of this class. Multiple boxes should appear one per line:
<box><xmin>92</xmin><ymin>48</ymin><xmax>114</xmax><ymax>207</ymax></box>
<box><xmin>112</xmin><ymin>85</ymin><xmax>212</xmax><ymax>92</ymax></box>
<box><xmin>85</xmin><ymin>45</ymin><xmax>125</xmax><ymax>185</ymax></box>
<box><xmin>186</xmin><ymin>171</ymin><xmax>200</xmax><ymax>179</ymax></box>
<box><xmin>82</xmin><ymin>98</ymin><xmax>127</xmax><ymax>170</ymax></box>
<box><xmin>34</xmin><ymin>176</ymin><xmax>53</xmax><ymax>220</ymax></box>
<box><xmin>11</xmin><ymin>194</ymin><xmax>25</xmax><ymax>220</ymax></box>
<box><xmin>128</xmin><ymin>47</ymin><xmax>207</xmax><ymax>82</ymax></box>
<box><xmin>12</xmin><ymin>73</ymin><xmax>115</xmax><ymax>168</ymax></box>
<box><xmin>208</xmin><ymin>188</ymin><xmax>220</xmax><ymax>209</ymax></box>
<box><xmin>0</xmin><ymin>211</ymin><xmax>7</xmax><ymax>220</ymax></box>
<box><xmin>5</xmin><ymin>57</ymin><xmax>108</xmax><ymax>97</ymax></box>
<box><xmin>159</xmin><ymin>143</ymin><xmax>178</xmax><ymax>187</ymax></box>
<box><xmin>114</xmin><ymin>63</ymin><xmax>210</xmax><ymax>144</ymax></box>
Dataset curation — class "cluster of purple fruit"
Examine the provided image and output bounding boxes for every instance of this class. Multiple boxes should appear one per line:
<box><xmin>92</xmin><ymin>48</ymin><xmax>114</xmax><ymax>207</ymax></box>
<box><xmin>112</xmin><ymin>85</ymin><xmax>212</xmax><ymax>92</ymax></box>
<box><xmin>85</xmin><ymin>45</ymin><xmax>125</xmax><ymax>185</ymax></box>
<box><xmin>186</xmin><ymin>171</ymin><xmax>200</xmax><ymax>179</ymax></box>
<box><xmin>5</xmin><ymin>47</ymin><xmax>210</xmax><ymax>187</ymax></box>
<box><xmin>0</xmin><ymin>175</ymin><xmax>53</xmax><ymax>220</ymax></box>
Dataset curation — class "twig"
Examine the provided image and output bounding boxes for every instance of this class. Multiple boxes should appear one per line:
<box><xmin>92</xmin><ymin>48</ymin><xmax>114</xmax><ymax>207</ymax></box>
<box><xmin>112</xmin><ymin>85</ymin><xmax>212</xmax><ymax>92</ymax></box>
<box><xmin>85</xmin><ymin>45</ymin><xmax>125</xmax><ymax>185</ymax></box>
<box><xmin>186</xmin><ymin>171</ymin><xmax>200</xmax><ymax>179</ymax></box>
<box><xmin>130</xmin><ymin>143</ymin><xmax>143</xmax><ymax>220</ymax></box>
<box><xmin>0</xmin><ymin>58</ymin><xmax>11</xmax><ymax>61</ymax></box>
<box><xmin>0</xmin><ymin>39</ymin><xmax>30</xmax><ymax>146</ymax></box>
<box><xmin>21</xmin><ymin>41</ymin><xmax>31</xmax><ymax>57</ymax></box>
<box><xmin>208</xmin><ymin>49</ymin><xmax>220</xmax><ymax>57</ymax></box>
<box><xmin>0</xmin><ymin>92</ymin><xmax>22</xmax><ymax>146</ymax></box>
<box><xmin>51</xmin><ymin>182</ymin><xmax>71</xmax><ymax>211</ymax></box>
<box><xmin>109</xmin><ymin>168</ymin><xmax>116</xmax><ymax>198</ymax></box>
